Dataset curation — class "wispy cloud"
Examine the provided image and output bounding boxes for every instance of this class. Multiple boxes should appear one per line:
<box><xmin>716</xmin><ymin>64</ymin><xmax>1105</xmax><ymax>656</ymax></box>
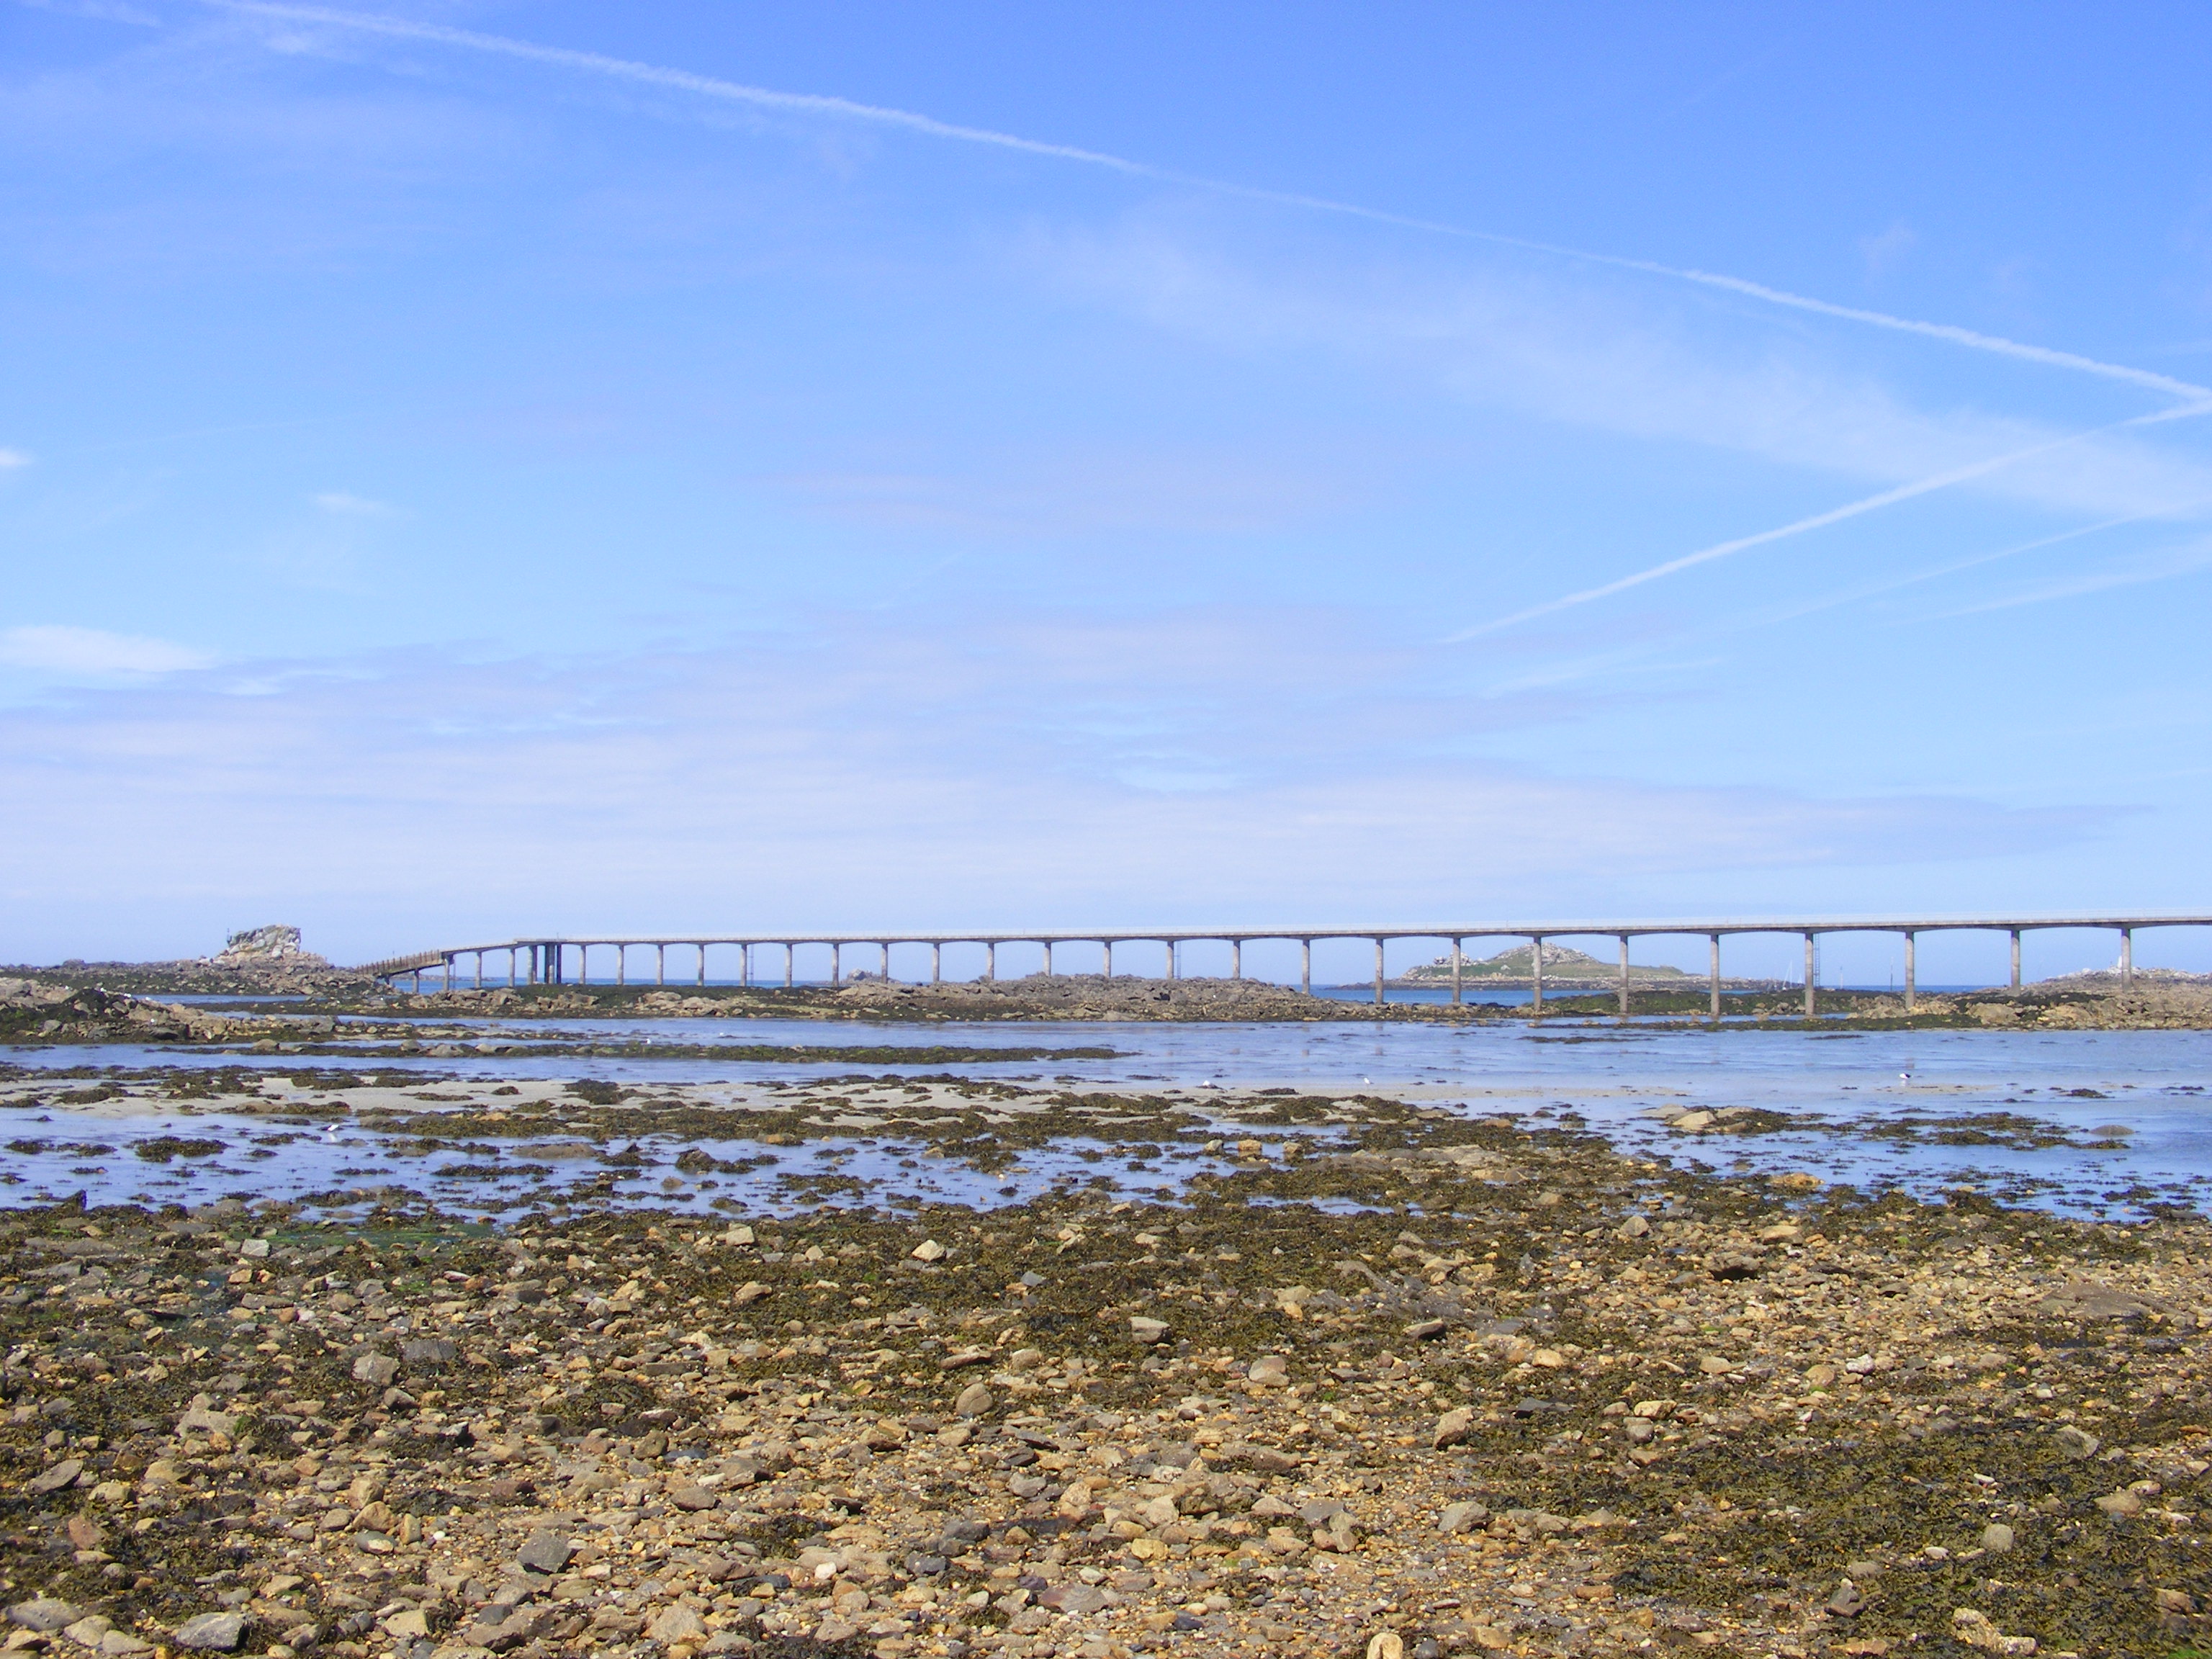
<box><xmin>0</xmin><ymin>624</ymin><xmax>213</xmax><ymax>675</ymax></box>
<box><xmin>1916</xmin><ymin>537</ymin><xmax>2212</xmax><ymax>621</ymax></box>
<box><xmin>17</xmin><ymin>0</ymin><xmax>159</xmax><ymax>24</ymax></box>
<box><xmin>311</xmin><ymin>490</ymin><xmax>395</xmax><ymax>516</ymax></box>
<box><xmin>0</xmin><ymin>613</ymin><xmax>2101</xmax><ymax>956</ymax></box>
<box><xmin>204</xmin><ymin>0</ymin><xmax>2206</xmax><ymax>404</ymax></box>
<box><xmin>1450</xmin><ymin>400</ymin><xmax>2212</xmax><ymax>638</ymax></box>
<box><xmin>0</xmin><ymin>449</ymin><xmax>31</xmax><ymax>469</ymax></box>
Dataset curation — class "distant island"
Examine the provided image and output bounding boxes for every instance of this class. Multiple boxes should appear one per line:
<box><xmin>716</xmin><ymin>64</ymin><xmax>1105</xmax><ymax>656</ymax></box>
<box><xmin>1398</xmin><ymin>942</ymin><xmax>1767</xmax><ymax>989</ymax></box>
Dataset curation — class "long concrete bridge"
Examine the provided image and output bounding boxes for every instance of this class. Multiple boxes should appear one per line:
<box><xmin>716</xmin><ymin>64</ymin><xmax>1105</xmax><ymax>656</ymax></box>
<box><xmin>359</xmin><ymin>912</ymin><xmax>2211</xmax><ymax>1017</ymax></box>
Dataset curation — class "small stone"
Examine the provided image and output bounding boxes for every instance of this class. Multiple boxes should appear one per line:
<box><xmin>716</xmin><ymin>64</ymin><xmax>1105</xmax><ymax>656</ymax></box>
<box><xmin>1617</xmin><ymin>1215</ymin><xmax>1650</xmax><ymax>1238</ymax></box>
<box><xmin>669</xmin><ymin>1485</ymin><xmax>717</xmax><ymax>1511</ymax></box>
<box><xmin>647</xmin><ymin>1606</ymin><xmax>707</xmax><ymax>1644</ymax></box>
<box><xmin>1404</xmin><ymin>1319</ymin><xmax>1448</xmax><ymax>1341</ymax></box>
<box><xmin>1432</xmin><ymin>1407</ymin><xmax>1473</xmax><ymax>1449</ymax></box>
<box><xmin>1247</xmin><ymin>1354</ymin><xmax>1289</xmax><ymax>1386</ymax></box>
<box><xmin>1137</xmin><ymin>1495</ymin><xmax>1179</xmax><ymax>1529</ymax></box>
<box><xmin>1952</xmin><ymin>1608</ymin><xmax>2036</xmax><ymax>1656</ymax></box>
<box><xmin>2055</xmin><ymin>1426</ymin><xmax>2100</xmax><ymax>1458</ymax></box>
<box><xmin>1827</xmin><ymin>1582</ymin><xmax>1865</xmax><ymax>1618</ymax></box>
<box><xmin>379</xmin><ymin>1610</ymin><xmax>428</xmax><ymax>1642</ymax></box>
<box><xmin>1982</xmin><ymin>1523</ymin><xmax>2015</xmax><ymax>1553</ymax></box>
<box><xmin>173</xmin><ymin>1612</ymin><xmax>245</xmax><ymax>1652</ymax></box>
<box><xmin>1039</xmin><ymin>1585</ymin><xmax>1107</xmax><ymax>1615</ymax></box>
<box><xmin>400</xmin><ymin>1338</ymin><xmax>456</xmax><ymax>1366</ymax></box>
<box><xmin>350</xmin><ymin>1354</ymin><xmax>399</xmax><ymax>1388</ymax></box>
<box><xmin>1367</xmin><ymin>1633</ymin><xmax>1405</xmax><ymax>1659</ymax></box>
<box><xmin>911</xmin><ymin>1239</ymin><xmax>946</xmax><ymax>1262</ymax></box>
<box><xmin>731</xmin><ymin>1281</ymin><xmax>772</xmax><ymax>1305</ymax></box>
<box><xmin>1438</xmin><ymin>1501</ymin><xmax>1487</xmax><ymax>1534</ymax></box>
<box><xmin>517</xmin><ymin>1532</ymin><xmax>575</xmax><ymax>1574</ymax></box>
<box><xmin>1128</xmin><ymin>1316</ymin><xmax>1169</xmax><ymax>1344</ymax></box>
<box><xmin>1529</xmin><ymin>1347</ymin><xmax>1565</xmax><ymax>1368</ymax></box>
<box><xmin>99</xmin><ymin>1631</ymin><xmax>152</xmax><ymax>1657</ymax></box>
<box><xmin>9</xmin><ymin>1602</ymin><xmax>81</xmax><ymax>1635</ymax></box>
<box><xmin>953</xmin><ymin>1382</ymin><xmax>993</xmax><ymax>1418</ymax></box>
<box><xmin>62</xmin><ymin>1617</ymin><xmax>112</xmax><ymax>1647</ymax></box>
<box><xmin>2095</xmin><ymin>1490</ymin><xmax>2142</xmax><ymax>1517</ymax></box>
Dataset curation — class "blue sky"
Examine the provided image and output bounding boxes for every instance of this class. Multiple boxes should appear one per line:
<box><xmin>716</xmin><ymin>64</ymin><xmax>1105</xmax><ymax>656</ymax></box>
<box><xmin>5</xmin><ymin>1</ymin><xmax>2212</xmax><ymax>981</ymax></box>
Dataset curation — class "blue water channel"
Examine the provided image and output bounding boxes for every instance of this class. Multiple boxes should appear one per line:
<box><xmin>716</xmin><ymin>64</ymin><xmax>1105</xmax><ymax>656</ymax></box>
<box><xmin>2</xmin><ymin>1016</ymin><xmax>2208</xmax><ymax>1222</ymax></box>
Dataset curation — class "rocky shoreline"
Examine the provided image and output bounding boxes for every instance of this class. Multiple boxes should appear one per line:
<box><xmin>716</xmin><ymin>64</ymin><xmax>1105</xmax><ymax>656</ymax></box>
<box><xmin>0</xmin><ymin>1079</ymin><xmax>2206</xmax><ymax>1659</ymax></box>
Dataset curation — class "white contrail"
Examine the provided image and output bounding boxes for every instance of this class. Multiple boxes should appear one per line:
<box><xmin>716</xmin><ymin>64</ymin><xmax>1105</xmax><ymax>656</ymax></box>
<box><xmin>204</xmin><ymin>0</ymin><xmax>2211</xmax><ymax>403</ymax></box>
<box><xmin>1447</xmin><ymin>400</ymin><xmax>2212</xmax><ymax>640</ymax></box>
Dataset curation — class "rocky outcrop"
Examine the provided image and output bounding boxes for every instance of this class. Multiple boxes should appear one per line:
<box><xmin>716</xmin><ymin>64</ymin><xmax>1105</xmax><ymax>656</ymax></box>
<box><xmin>211</xmin><ymin>925</ymin><xmax>326</xmax><ymax>968</ymax></box>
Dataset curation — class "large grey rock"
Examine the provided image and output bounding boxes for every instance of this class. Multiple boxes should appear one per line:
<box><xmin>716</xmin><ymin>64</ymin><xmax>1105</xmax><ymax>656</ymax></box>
<box><xmin>176</xmin><ymin>1404</ymin><xmax>235</xmax><ymax>1437</ymax></box>
<box><xmin>351</xmin><ymin>1354</ymin><xmax>400</xmax><ymax>1388</ymax></box>
<box><xmin>953</xmin><ymin>1382</ymin><xmax>993</xmax><ymax>1419</ymax></box>
<box><xmin>516</xmin><ymin>1532</ymin><xmax>575</xmax><ymax>1574</ymax></box>
<box><xmin>1038</xmin><ymin>1584</ymin><xmax>1106</xmax><ymax>1615</ymax></box>
<box><xmin>9</xmin><ymin>1600</ymin><xmax>82</xmax><ymax>1633</ymax></box>
<box><xmin>174</xmin><ymin>1611</ymin><xmax>245</xmax><ymax>1650</ymax></box>
<box><xmin>27</xmin><ymin>1459</ymin><xmax>83</xmax><ymax>1493</ymax></box>
<box><xmin>647</xmin><ymin>1605</ymin><xmax>707</xmax><ymax>1644</ymax></box>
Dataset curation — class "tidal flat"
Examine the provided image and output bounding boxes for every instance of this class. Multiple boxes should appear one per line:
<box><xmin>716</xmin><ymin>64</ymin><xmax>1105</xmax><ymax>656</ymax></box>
<box><xmin>1</xmin><ymin>982</ymin><xmax>2210</xmax><ymax>1659</ymax></box>
<box><xmin>0</xmin><ymin>1081</ymin><xmax>2209</xmax><ymax>1659</ymax></box>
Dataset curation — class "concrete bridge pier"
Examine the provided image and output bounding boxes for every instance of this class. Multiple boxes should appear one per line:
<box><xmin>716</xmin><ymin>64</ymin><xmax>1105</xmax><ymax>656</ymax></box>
<box><xmin>830</xmin><ymin>943</ymin><xmax>841</xmax><ymax>987</ymax></box>
<box><xmin>1803</xmin><ymin>933</ymin><xmax>1817</xmax><ymax>1017</ymax></box>
<box><xmin>1373</xmin><ymin>938</ymin><xmax>1386</xmax><ymax>1007</ymax></box>
<box><xmin>1709</xmin><ymin>935</ymin><xmax>1721</xmax><ymax>1021</ymax></box>
<box><xmin>697</xmin><ymin>944</ymin><xmax>707</xmax><ymax>987</ymax></box>
<box><xmin>1166</xmin><ymin>940</ymin><xmax>1177</xmax><ymax>981</ymax></box>
<box><xmin>1300</xmin><ymin>938</ymin><xmax>1312</xmax><ymax>996</ymax></box>
<box><xmin>1231</xmin><ymin>939</ymin><xmax>1241</xmax><ymax>980</ymax></box>
<box><xmin>1452</xmin><ymin>938</ymin><xmax>1464</xmax><ymax>1007</ymax></box>
<box><xmin>1903</xmin><ymin>931</ymin><xmax>1916</xmax><ymax>1013</ymax></box>
<box><xmin>1103</xmin><ymin>940</ymin><xmax>1112</xmax><ymax>979</ymax></box>
<box><xmin>1043</xmin><ymin>940</ymin><xmax>1053</xmax><ymax>977</ymax></box>
<box><xmin>616</xmin><ymin>946</ymin><xmax>626</xmax><ymax>988</ymax></box>
<box><xmin>508</xmin><ymin>948</ymin><xmax>517</xmax><ymax>989</ymax></box>
<box><xmin>1531</xmin><ymin>937</ymin><xmax>1545</xmax><ymax>1017</ymax></box>
<box><xmin>931</xmin><ymin>942</ymin><xmax>942</xmax><ymax>984</ymax></box>
<box><xmin>1618</xmin><ymin>935</ymin><xmax>1631</xmax><ymax>1018</ymax></box>
<box><xmin>657</xmin><ymin>943</ymin><xmax>666</xmax><ymax>986</ymax></box>
<box><xmin>2010</xmin><ymin>930</ymin><xmax>2022</xmax><ymax>990</ymax></box>
<box><xmin>2121</xmin><ymin>927</ymin><xmax>2134</xmax><ymax>988</ymax></box>
<box><xmin>577</xmin><ymin>944</ymin><xmax>589</xmax><ymax>987</ymax></box>
<box><xmin>783</xmin><ymin>945</ymin><xmax>793</xmax><ymax>989</ymax></box>
<box><xmin>881</xmin><ymin>942</ymin><xmax>891</xmax><ymax>982</ymax></box>
<box><xmin>986</xmin><ymin>942</ymin><xmax>997</xmax><ymax>983</ymax></box>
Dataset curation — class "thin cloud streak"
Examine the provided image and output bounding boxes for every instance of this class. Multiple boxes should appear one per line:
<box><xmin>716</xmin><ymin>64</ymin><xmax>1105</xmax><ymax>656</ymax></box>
<box><xmin>204</xmin><ymin>0</ymin><xmax>2211</xmax><ymax>404</ymax></box>
<box><xmin>1449</xmin><ymin>401</ymin><xmax>2212</xmax><ymax>640</ymax></box>
<box><xmin>1915</xmin><ymin>539</ymin><xmax>2212</xmax><ymax>621</ymax></box>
